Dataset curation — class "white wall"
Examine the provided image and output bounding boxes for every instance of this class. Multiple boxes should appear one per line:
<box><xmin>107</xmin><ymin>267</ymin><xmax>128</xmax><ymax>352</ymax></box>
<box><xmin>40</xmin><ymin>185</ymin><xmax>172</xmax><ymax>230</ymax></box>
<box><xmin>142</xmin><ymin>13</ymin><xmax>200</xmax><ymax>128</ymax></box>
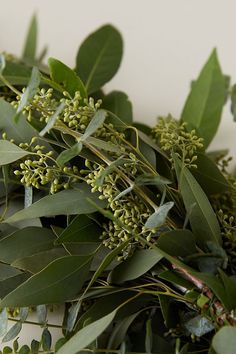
<box><xmin>0</xmin><ymin>0</ymin><xmax>235</xmax><ymax>347</ymax></box>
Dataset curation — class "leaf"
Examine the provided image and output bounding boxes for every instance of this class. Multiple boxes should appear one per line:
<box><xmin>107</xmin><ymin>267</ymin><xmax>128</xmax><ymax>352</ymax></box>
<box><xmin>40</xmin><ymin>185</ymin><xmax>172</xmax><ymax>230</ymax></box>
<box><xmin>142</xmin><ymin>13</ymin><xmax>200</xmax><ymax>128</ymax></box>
<box><xmin>16</xmin><ymin>67</ymin><xmax>41</xmax><ymax>119</ymax></box>
<box><xmin>4</xmin><ymin>184</ymin><xmax>106</xmax><ymax>223</ymax></box>
<box><xmin>0</xmin><ymin>99</ymin><xmax>36</xmax><ymax>143</ymax></box>
<box><xmin>0</xmin><ymin>61</ymin><xmax>31</xmax><ymax>87</ymax></box>
<box><xmin>145</xmin><ymin>319</ymin><xmax>153</xmax><ymax>354</ymax></box>
<box><xmin>0</xmin><ymin>227</ymin><xmax>55</xmax><ymax>264</ymax></box>
<box><xmin>24</xmin><ymin>186</ymin><xmax>33</xmax><ymax>208</ymax></box>
<box><xmin>80</xmin><ymin>109</ymin><xmax>107</xmax><ymax>141</ymax></box>
<box><xmin>135</xmin><ymin>174</ymin><xmax>172</xmax><ymax>186</ymax></box>
<box><xmin>57</xmin><ymin>310</ymin><xmax>117</xmax><ymax>354</ymax></box>
<box><xmin>41</xmin><ymin>328</ymin><xmax>52</xmax><ymax>351</ymax></box>
<box><xmin>39</xmin><ymin>102</ymin><xmax>65</xmax><ymax>137</ymax></box>
<box><xmin>0</xmin><ymin>255</ymin><xmax>92</xmax><ymax>307</ymax></box>
<box><xmin>218</xmin><ymin>269</ymin><xmax>236</xmax><ymax>310</ymax></box>
<box><xmin>76</xmin><ymin>24</ymin><xmax>123</xmax><ymax>94</ymax></box>
<box><xmin>22</xmin><ymin>15</ymin><xmax>37</xmax><ymax>62</ymax></box>
<box><xmin>230</xmin><ymin>84</ymin><xmax>236</xmax><ymax>121</ymax></box>
<box><xmin>212</xmin><ymin>326</ymin><xmax>236</xmax><ymax>354</ymax></box>
<box><xmin>144</xmin><ymin>202</ymin><xmax>174</xmax><ymax>229</ymax></box>
<box><xmin>109</xmin><ymin>249</ymin><xmax>162</xmax><ymax>283</ymax></box>
<box><xmin>36</xmin><ymin>305</ymin><xmax>47</xmax><ymax>324</ymax></box>
<box><xmin>0</xmin><ymin>54</ymin><xmax>6</xmax><ymax>75</ymax></box>
<box><xmin>95</xmin><ymin>156</ymin><xmax>129</xmax><ymax>186</ymax></box>
<box><xmin>157</xmin><ymin>230</ymin><xmax>197</xmax><ymax>257</ymax></box>
<box><xmin>48</xmin><ymin>58</ymin><xmax>87</xmax><ymax>99</ymax></box>
<box><xmin>0</xmin><ymin>140</ymin><xmax>29</xmax><ymax>165</ymax></box>
<box><xmin>181</xmin><ymin>49</ymin><xmax>225</xmax><ymax>147</ymax></box>
<box><xmin>193</xmin><ymin>153</ymin><xmax>231</xmax><ymax>195</ymax></box>
<box><xmin>113</xmin><ymin>185</ymin><xmax>133</xmax><ymax>201</ymax></box>
<box><xmin>184</xmin><ymin>315</ymin><xmax>214</xmax><ymax>337</ymax></box>
<box><xmin>0</xmin><ymin>308</ymin><xmax>8</xmax><ymax>336</ymax></box>
<box><xmin>0</xmin><ymin>264</ymin><xmax>21</xmax><ymax>281</ymax></box>
<box><xmin>56</xmin><ymin>214</ymin><xmax>101</xmax><ymax>244</ymax></box>
<box><xmin>103</xmin><ymin>91</ymin><xmax>133</xmax><ymax>125</ymax></box>
<box><xmin>2</xmin><ymin>322</ymin><xmax>22</xmax><ymax>342</ymax></box>
<box><xmin>19</xmin><ymin>345</ymin><xmax>30</xmax><ymax>354</ymax></box>
<box><xmin>173</xmin><ymin>155</ymin><xmax>221</xmax><ymax>248</ymax></box>
<box><xmin>56</xmin><ymin>141</ymin><xmax>82</xmax><ymax>167</ymax></box>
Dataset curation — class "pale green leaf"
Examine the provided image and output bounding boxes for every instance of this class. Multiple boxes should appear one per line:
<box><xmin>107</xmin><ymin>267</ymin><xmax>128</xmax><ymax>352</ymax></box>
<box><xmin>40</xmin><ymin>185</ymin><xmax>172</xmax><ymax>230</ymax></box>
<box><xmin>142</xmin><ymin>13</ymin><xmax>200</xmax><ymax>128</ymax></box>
<box><xmin>80</xmin><ymin>109</ymin><xmax>107</xmax><ymax>142</ymax></box>
<box><xmin>144</xmin><ymin>202</ymin><xmax>174</xmax><ymax>229</ymax></box>
<box><xmin>0</xmin><ymin>140</ymin><xmax>29</xmax><ymax>165</ymax></box>
<box><xmin>39</xmin><ymin>102</ymin><xmax>65</xmax><ymax>137</ymax></box>
<box><xmin>2</xmin><ymin>322</ymin><xmax>22</xmax><ymax>342</ymax></box>
<box><xmin>212</xmin><ymin>327</ymin><xmax>236</xmax><ymax>354</ymax></box>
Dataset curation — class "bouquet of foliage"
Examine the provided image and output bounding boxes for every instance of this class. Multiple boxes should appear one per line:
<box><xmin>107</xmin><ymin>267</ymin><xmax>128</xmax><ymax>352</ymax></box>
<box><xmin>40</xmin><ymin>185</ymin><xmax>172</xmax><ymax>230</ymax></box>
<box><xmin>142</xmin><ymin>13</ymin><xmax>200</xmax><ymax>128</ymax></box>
<box><xmin>0</xmin><ymin>16</ymin><xmax>235</xmax><ymax>354</ymax></box>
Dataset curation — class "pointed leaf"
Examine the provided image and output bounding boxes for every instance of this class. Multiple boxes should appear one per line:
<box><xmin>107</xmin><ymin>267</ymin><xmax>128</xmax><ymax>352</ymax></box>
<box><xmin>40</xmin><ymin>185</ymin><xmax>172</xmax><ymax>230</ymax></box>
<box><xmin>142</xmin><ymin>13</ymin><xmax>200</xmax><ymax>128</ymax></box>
<box><xmin>48</xmin><ymin>57</ymin><xmax>87</xmax><ymax>98</ymax></box>
<box><xmin>103</xmin><ymin>91</ymin><xmax>133</xmax><ymax>124</ymax></box>
<box><xmin>0</xmin><ymin>140</ymin><xmax>29</xmax><ymax>165</ymax></box>
<box><xmin>157</xmin><ymin>230</ymin><xmax>196</xmax><ymax>257</ymax></box>
<box><xmin>56</xmin><ymin>141</ymin><xmax>82</xmax><ymax>167</ymax></box>
<box><xmin>80</xmin><ymin>109</ymin><xmax>107</xmax><ymax>141</ymax></box>
<box><xmin>181</xmin><ymin>49</ymin><xmax>225</xmax><ymax>147</ymax></box>
<box><xmin>0</xmin><ymin>255</ymin><xmax>92</xmax><ymax>307</ymax></box>
<box><xmin>2</xmin><ymin>322</ymin><xmax>22</xmax><ymax>342</ymax></box>
<box><xmin>144</xmin><ymin>202</ymin><xmax>174</xmax><ymax>229</ymax></box>
<box><xmin>173</xmin><ymin>155</ymin><xmax>221</xmax><ymax>248</ymax></box>
<box><xmin>4</xmin><ymin>184</ymin><xmax>106</xmax><ymax>223</ymax></box>
<box><xmin>39</xmin><ymin>102</ymin><xmax>65</xmax><ymax>137</ymax></box>
<box><xmin>22</xmin><ymin>15</ymin><xmax>37</xmax><ymax>61</ymax></box>
<box><xmin>0</xmin><ymin>308</ymin><xmax>8</xmax><ymax>336</ymax></box>
<box><xmin>76</xmin><ymin>24</ymin><xmax>123</xmax><ymax>93</ymax></box>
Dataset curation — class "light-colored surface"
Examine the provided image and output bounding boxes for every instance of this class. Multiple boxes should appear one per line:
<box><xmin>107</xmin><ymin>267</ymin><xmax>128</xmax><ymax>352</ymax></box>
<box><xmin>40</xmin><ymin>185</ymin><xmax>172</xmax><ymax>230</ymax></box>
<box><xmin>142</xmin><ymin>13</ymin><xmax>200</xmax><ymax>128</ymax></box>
<box><xmin>0</xmin><ymin>0</ymin><xmax>236</xmax><ymax>347</ymax></box>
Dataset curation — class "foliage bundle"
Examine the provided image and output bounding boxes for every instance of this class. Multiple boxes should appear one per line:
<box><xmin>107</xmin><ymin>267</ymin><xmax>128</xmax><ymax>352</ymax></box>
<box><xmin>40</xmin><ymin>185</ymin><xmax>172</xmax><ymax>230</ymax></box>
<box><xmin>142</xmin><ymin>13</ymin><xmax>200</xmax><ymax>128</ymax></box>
<box><xmin>0</xmin><ymin>16</ymin><xmax>236</xmax><ymax>354</ymax></box>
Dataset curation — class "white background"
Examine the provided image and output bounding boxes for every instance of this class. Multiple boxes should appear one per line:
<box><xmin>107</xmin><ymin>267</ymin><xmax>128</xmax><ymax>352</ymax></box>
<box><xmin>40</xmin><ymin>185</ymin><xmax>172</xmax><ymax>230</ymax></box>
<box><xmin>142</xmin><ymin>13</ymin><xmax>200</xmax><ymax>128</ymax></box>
<box><xmin>0</xmin><ymin>0</ymin><xmax>236</xmax><ymax>347</ymax></box>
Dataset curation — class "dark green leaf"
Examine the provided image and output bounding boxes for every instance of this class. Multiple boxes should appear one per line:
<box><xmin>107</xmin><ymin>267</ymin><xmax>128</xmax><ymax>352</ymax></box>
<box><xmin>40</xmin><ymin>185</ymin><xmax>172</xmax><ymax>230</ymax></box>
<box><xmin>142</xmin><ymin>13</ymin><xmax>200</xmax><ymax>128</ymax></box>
<box><xmin>2</xmin><ymin>322</ymin><xmax>22</xmax><ymax>342</ymax></box>
<box><xmin>4</xmin><ymin>183</ymin><xmax>106</xmax><ymax>223</ymax></box>
<box><xmin>145</xmin><ymin>319</ymin><xmax>153</xmax><ymax>354</ymax></box>
<box><xmin>218</xmin><ymin>269</ymin><xmax>236</xmax><ymax>310</ymax></box>
<box><xmin>42</xmin><ymin>328</ymin><xmax>52</xmax><ymax>351</ymax></box>
<box><xmin>16</xmin><ymin>67</ymin><xmax>41</xmax><ymax>119</ymax></box>
<box><xmin>80</xmin><ymin>109</ymin><xmax>107</xmax><ymax>141</ymax></box>
<box><xmin>0</xmin><ymin>264</ymin><xmax>21</xmax><ymax>281</ymax></box>
<box><xmin>30</xmin><ymin>340</ymin><xmax>40</xmax><ymax>354</ymax></box>
<box><xmin>55</xmin><ymin>338</ymin><xmax>67</xmax><ymax>352</ymax></box>
<box><xmin>0</xmin><ymin>140</ymin><xmax>29</xmax><ymax>165</ymax></box>
<box><xmin>57</xmin><ymin>310</ymin><xmax>117</xmax><ymax>354</ymax></box>
<box><xmin>48</xmin><ymin>57</ymin><xmax>87</xmax><ymax>98</ymax></box>
<box><xmin>109</xmin><ymin>249</ymin><xmax>162</xmax><ymax>283</ymax></box>
<box><xmin>181</xmin><ymin>49</ymin><xmax>225</xmax><ymax>147</ymax></box>
<box><xmin>39</xmin><ymin>102</ymin><xmax>65</xmax><ymax>137</ymax></box>
<box><xmin>157</xmin><ymin>229</ymin><xmax>196</xmax><ymax>257</ymax></box>
<box><xmin>0</xmin><ymin>255</ymin><xmax>92</xmax><ymax>307</ymax></box>
<box><xmin>103</xmin><ymin>91</ymin><xmax>133</xmax><ymax>125</ymax></box>
<box><xmin>22</xmin><ymin>15</ymin><xmax>37</xmax><ymax>62</ymax></box>
<box><xmin>135</xmin><ymin>174</ymin><xmax>171</xmax><ymax>186</ymax></box>
<box><xmin>0</xmin><ymin>226</ymin><xmax>55</xmax><ymax>263</ymax></box>
<box><xmin>144</xmin><ymin>202</ymin><xmax>174</xmax><ymax>229</ymax></box>
<box><xmin>0</xmin><ymin>62</ymin><xmax>31</xmax><ymax>87</ymax></box>
<box><xmin>56</xmin><ymin>142</ymin><xmax>82</xmax><ymax>167</ymax></box>
<box><xmin>18</xmin><ymin>345</ymin><xmax>30</xmax><ymax>354</ymax></box>
<box><xmin>76</xmin><ymin>24</ymin><xmax>123</xmax><ymax>93</ymax></box>
<box><xmin>56</xmin><ymin>214</ymin><xmax>101</xmax><ymax>244</ymax></box>
<box><xmin>173</xmin><ymin>155</ymin><xmax>221</xmax><ymax>248</ymax></box>
<box><xmin>212</xmin><ymin>326</ymin><xmax>236</xmax><ymax>354</ymax></box>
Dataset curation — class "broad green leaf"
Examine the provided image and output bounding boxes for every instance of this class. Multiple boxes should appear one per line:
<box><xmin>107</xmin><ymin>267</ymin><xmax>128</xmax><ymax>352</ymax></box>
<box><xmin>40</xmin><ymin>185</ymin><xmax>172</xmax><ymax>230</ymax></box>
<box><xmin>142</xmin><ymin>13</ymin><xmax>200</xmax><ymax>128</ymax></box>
<box><xmin>48</xmin><ymin>57</ymin><xmax>87</xmax><ymax>99</ymax></box>
<box><xmin>157</xmin><ymin>230</ymin><xmax>196</xmax><ymax>257</ymax></box>
<box><xmin>56</xmin><ymin>214</ymin><xmax>101</xmax><ymax>244</ymax></box>
<box><xmin>56</xmin><ymin>141</ymin><xmax>82</xmax><ymax>167</ymax></box>
<box><xmin>181</xmin><ymin>49</ymin><xmax>225</xmax><ymax>147</ymax></box>
<box><xmin>0</xmin><ymin>227</ymin><xmax>55</xmax><ymax>264</ymax></box>
<box><xmin>22</xmin><ymin>15</ymin><xmax>37</xmax><ymax>61</ymax></box>
<box><xmin>0</xmin><ymin>273</ymin><xmax>29</xmax><ymax>300</ymax></box>
<box><xmin>109</xmin><ymin>249</ymin><xmax>163</xmax><ymax>283</ymax></box>
<box><xmin>212</xmin><ymin>326</ymin><xmax>236</xmax><ymax>354</ymax></box>
<box><xmin>80</xmin><ymin>109</ymin><xmax>107</xmax><ymax>141</ymax></box>
<box><xmin>193</xmin><ymin>153</ymin><xmax>231</xmax><ymax>195</ymax></box>
<box><xmin>173</xmin><ymin>155</ymin><xmax>221</xmax><ymax>248</ymax></box>
<box><xmin>144</xmin><ymin>202</ymin><xmax>174</xmax><ymax>229</ymax></box>
<box><xmin>0</xmin><ymin>140</ymin><xmax>29</xmax><ymax>165</ymax></box>
<box><xmin>0</xmin><ymin>61</ymin><xmax>31</xmax><ymax>87</ymax></box>
<box><xmin>218</xmin><ymin>269</ymin><xmax>236</xmax><ymax>310</ymax></box>
<box><xmin>0</xmin><ymin>264</ymin><xmax>21</xmax><ymax>281</ymax></box>
<box><xmin>39</xmin><ymin>102</ymin><xmax>65</xmax><ymax>137</ymax></box>
<box><xmin>0</xmin><ymin>255</ymin><xmax>92</xmax><ymax>307</ymax></box>
<box><xmin>58</xmin><ymin>310</ymin><xmax>116</xmax><ymax>354</ymax></box>
<box><xmin>19</xmin><ymin>345</ymin><xmax>30</xmax><ymax>354</ymax></box>
<box><xmin>4</xmin><ymin>183</ymin><xmax>106</xmax><ymax>223</ymax></box>
<box><xmin>103</xmin><ymin>91</ymin><xmax>133</xmax><ymax>125</ymax></box>
<box><xmin>0</xmin><ymin>99</ymin><xmax>36</xmax><ymax>143</ymax></box>
<box><xmin>16</xmin><ymin>67</ymin><xmax>41</xmax><ymax>120</ymax></box>
<box><xmin>76</xmin><ymin>24</ymin><xmax>123</xmax><ymax>93</ymax></box>
<box><xmin>2</xmin><ymin>322</ymin><xmax>22</xmax><ymax>343</ymax></box>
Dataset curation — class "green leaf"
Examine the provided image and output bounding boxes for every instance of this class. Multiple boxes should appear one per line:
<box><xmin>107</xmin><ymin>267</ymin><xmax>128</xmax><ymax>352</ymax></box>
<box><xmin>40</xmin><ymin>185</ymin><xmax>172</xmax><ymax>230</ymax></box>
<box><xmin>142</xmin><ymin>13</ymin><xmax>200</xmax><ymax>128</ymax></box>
<box><xmin>80</xmin><ymin>109</ymin><xmax>107</xmax><ymax>142</ymax></box>
<box><xmin>0</xmin><ymin>140</ymin><xmax>29</xmax><ymax>165</ymax></box>
<box><xmin>0</xmin><ymin>54</ymin><xmax>6</xmax><ymax>75</ymax></box>
<box><xmin>144</xmin><ymin>202</ymin><xmax>174</xmax><ymax>229</ymax></box>
<box><xmin>0</xmin><ymin>62</ymin><xmax>31</xmax><ymax>87</ymax></box>
<box><xmin>0</xmin><ymin>264</ymin><xmax>21</xmax><ymax>281</ymax></box>
<box><xmin>193</xmin><ymin>153</ymin><xmax>231</xmax><ymax>195</ymax></box>
<box><xmin>0</xmin><ymin>99</ymin><xmax>36</xmax><ymax>143</ymax></box>
<box><xmin>95</xmin><ymin>156</ymin><xmax>129</xmax><ymax>186</ymax></box>
<box><xmin>41</xmin><ymin>328</ymin><xmax>52</xmax><ymax>351</ymax></box>
<box><xmin>2</xmin><ymin>322</ymin><xmax>22</xmax><ymax>343</ymax></box>
<box><xmin>0</xmin><ymin>226</ymin><xmax>55</xmax><ymax>264</ymax></box>
<box><xmin>30</xmin><ymin>340</ymin><xmax>40</xmax><ymax>354</ymax></box>
<box><xmin>56</xmin><ymin>141</ymin><xmax>82</xmax><ymax>167</ymax></box>
<box><xmin>48</xmin><ymin>57</ymin><xmax>87</xmax><ymax>98</ymax></box>
<box><xmin>212</xmin><ymin>326</ymin><xmax>236</xmax><ymax>354</ymax></box>
<box><xmin>157</xmin><ymin>230</ymin><xmax>196</xmax><ymax>257</ymax></box>
<box><xmin>173</xmin><ymin>155</ymin><xmax>221</xmax><ymax>248</ymax></box>
<box><xmin>57</xmin><ymin>310</ymin><xmax>117</xmax><ymax>354</ymax></box>
<box><xmin>218</xmin><ymin>269</ymin><xmax>236</xmax><ymax>310</ymax></box>
<box><xmin>135</xmin><ymin>174</ymin><xmax>172</xmax><ymax>186</ymax></box>
<box><xmin>230</xmin><ymin>83</ymin><xmax>236</xmax><ymax>121</ymax></box>
<box><xmin>109</xmin><ymin>249</ymin><xmax>162</xmax><ymax>283</ymax></box>
<box><xmin>103</xmin><ymin>91</ymin><xmax>133</xmax><ymax>125</ymax></box>
<box><xmin>0</xmin><ymin>308</ymin><xmax>8</xmax><ymax>336</ymax></box>
<box><xmin>36</xmin><ymin>304</ymin><xmax>47</xmax><ymax>324</ymax></box>
<box><xmin>18</xmin><ymin>345</ymin><xmax>30</xmax><ymax>354</ymax></box>
<box><xmin>22</xmin><ymin>15</ymin><xmax>37</xmax><ymax>62</ymax></box>
<box><xmin>16</xmin><ymin>67</ymin><xmax>41</xmax><ymax>120</ymax></box>
<box><xmin>184</xmin><ymin>315</ymin><xmax>214</xmax><ymax>337</ymax></box>
<box><xmin>56</xmin><ymin>214</ymin><xmax>101</xmax><ymax>244</ymax></box>
<box><xmin>39</xmin><ymin>102</ymin><xmax>65</xmax><ymax>137</ymax></box>
<box><xmin>0</xmin><ymin>255</ymin><xmax>92</xmax><ymax>307</ymax></box>
<box><xmin>145</xmin><ymin>319</ymin><xmax>153</xmax><ymax>354</ymax></box>
<box><xmin>4</xmin><ymin>184</ymin><xmax>106</xmax><ymax>223</ymax></box>
<box><xmin>181</xmin><ymin>49</ymin><xmax>225</xmax><ymax>147</ymax></box>
<box><xmin>76</xmin><ymin>24</ymin><xmax>123</xmax><ymax>94</ymax></box>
